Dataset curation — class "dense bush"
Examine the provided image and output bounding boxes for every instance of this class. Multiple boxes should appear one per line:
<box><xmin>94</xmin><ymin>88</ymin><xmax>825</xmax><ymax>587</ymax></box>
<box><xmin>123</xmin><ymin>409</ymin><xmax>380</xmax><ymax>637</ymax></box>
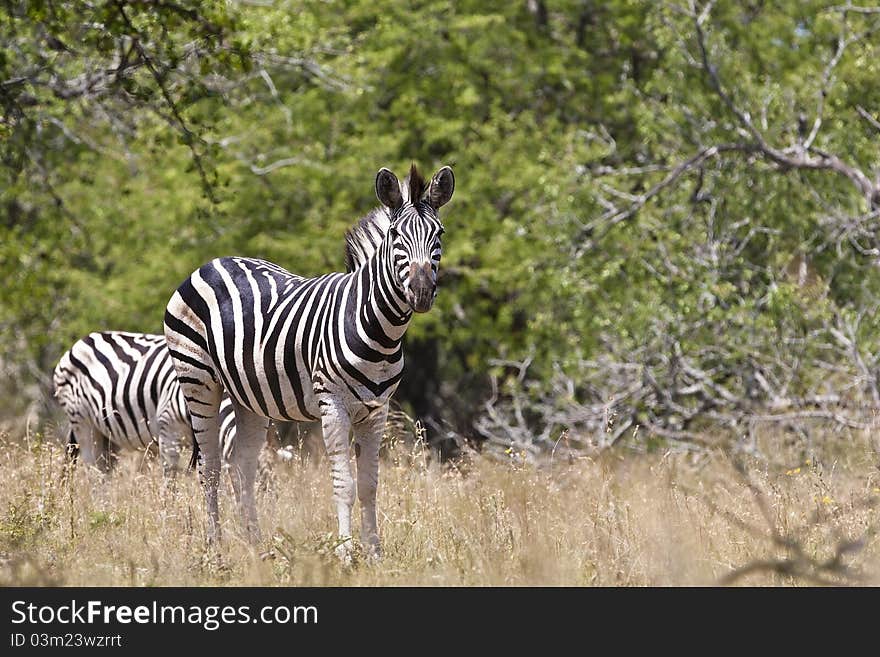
<box><xmin>3</xmin><ymin>1</ymin><xmax>880</xmax><ymax>455</ymax></box>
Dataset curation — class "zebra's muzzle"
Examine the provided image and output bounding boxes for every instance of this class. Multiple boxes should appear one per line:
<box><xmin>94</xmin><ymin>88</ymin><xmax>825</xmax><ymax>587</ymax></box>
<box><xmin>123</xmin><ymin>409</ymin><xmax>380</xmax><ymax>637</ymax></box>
<box><xmin>407</xmin><ymin>262</ymin><xmax>436</xmax><ymax>313</ymax></box>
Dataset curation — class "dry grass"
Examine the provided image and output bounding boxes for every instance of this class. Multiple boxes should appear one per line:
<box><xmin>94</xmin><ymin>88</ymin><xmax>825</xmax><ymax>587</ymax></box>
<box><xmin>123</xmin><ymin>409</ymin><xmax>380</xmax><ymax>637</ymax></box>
<box><xmin>1</xmin><ymin>429</ymin><xmax>879</xmax><ymax>586</ymax></box>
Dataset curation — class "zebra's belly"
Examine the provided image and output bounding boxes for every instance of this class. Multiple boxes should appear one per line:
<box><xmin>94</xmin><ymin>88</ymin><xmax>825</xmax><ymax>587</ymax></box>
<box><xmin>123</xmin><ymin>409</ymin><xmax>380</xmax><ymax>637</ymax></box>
<box><xmin>213</xmin><ymin>348</ymin><xmax>400</xmax><ymax>424</ymax></box>
<box><xmin>317</xmin><ymin>362</ymin><xmax>402</xmax><ymax>425</ymax></box>
<box><xmin>273</xmin><ymin>380</ymin><xmax>320</xmax><ymax>422</ymax></box>
<box><xmin>89</xmin><ymin>403</ymin><xmax>158</xmax><ymax>450</ymax></box>
<box><xmin>218</xmin><ymin>359</ymin><xmax>321</xmax><ymax>422</ymax></box>
<box><xmin>347</xmin><ymin>382</ymin><xmax>400</xmax><ymax>425</ymax></box>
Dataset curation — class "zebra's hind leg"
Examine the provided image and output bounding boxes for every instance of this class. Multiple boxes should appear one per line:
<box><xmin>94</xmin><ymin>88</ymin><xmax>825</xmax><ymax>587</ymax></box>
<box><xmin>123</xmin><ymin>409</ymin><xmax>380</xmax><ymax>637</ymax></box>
<box><xmin>179</xmin><ymin>384</ymin><xmax>223</xmax><ymax>545</ymax></box>
<box><xmin>104</xmin><ymin>436</ymin><xmax>119</xmax><ymax>472</ymax></box>
<box><xmin>66</xmin><ymin>428</ymin><xmax>79</xmax><ymax>462</ymax></box>
<box><xmin>354</xmin><ymin>404</ymin><xmax>388</xmax><ymax>561</ymax></box>
<box><xmin>73</xmin><ymin>420</ymin><xmax>111</xmax><ymax>474</ymax></box>
<box><xmin>226</xmin><ymin>401</ymin><xmax>269</xmax><ymax>543</ymax></box>
<box><xmin>318</xmin><ymin>395</ymin><xmax>355</xmax><ymax>563</ymax></box>
<box><xmin>157</xmin><ymin>412</ymin><xmax>186</xmax><ymax>478</ymax></box>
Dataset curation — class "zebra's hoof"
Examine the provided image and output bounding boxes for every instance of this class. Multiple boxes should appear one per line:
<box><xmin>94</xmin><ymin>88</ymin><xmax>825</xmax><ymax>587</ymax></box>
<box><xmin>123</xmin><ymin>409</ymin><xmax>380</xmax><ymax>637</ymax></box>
<box><xmin>335</xmin><ymin>538</ymin><xmax>354</xmax><ymax>565</ymax></box>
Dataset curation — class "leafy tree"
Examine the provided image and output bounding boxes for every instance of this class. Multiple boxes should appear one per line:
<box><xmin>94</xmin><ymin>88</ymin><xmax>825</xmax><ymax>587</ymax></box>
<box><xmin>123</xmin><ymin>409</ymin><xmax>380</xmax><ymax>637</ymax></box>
<box><xmin>3</xmin><ymin>1</ymin><xmax>880</xmax><ymax>459</ymax></box>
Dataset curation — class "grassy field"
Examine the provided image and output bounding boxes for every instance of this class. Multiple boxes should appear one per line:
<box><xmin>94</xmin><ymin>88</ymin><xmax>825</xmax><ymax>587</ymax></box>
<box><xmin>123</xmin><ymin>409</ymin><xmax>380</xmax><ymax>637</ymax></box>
<box><xmin>1</xmin><ymin>429</ymin><xmax>879</xmax><ymax>586</ymax></box>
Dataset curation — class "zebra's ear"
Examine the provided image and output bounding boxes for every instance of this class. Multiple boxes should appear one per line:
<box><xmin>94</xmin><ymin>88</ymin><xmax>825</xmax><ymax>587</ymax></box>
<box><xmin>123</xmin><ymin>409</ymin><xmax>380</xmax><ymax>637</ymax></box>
<box><xmin>375</xmin><ymin>168</ymin><xmax>403</xmax><ymax>210</ymax></box>
<box><xmin>427</xmin><ymin>166</ymin><xmax>455</xmax><ymax>209</ymax></box>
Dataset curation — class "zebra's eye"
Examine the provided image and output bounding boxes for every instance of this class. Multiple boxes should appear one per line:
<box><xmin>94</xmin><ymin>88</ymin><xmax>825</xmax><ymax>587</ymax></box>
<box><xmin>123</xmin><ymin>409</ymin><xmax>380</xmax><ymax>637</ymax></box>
<box><xmin>389</xmin><ymin>226</ymin><xmax>399</xmax><ymax>238</ymax></box>
<box><xmin>438</xmin><ymin>226</ymin><xmax>445</xmax><ymax>236</ymax></box>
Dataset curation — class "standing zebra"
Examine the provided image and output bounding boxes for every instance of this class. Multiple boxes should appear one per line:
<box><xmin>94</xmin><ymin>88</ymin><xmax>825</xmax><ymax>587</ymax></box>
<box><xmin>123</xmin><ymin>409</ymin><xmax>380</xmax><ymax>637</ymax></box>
<box><xmin>53</xmin><ymin>331</ymin><xmax>236</xmax><ymax>475</ymax></box>
<box><xmin>164</xmin><ymin>164</ymin><xmax>454</xmax><ymax>556</ymax></box>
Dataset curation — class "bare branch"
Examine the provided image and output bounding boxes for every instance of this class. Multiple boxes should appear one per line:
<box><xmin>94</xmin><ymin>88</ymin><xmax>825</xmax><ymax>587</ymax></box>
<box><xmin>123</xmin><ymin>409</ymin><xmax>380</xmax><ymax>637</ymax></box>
<box><xmin>827</xmin><ymin>4</ymin><xmax>880</xmax><ymax>15</ymax></box>
<box><xmin>580</xmin><ymin>143</ymin><xmax>747</xmax><ymax>250</ymax></box>
<box><xmin>249</xmin><ymin>157</ymin><xmax>307</xmax><ymax>176</ymax></box>
<box><xmin>802</xmin><ymin>33</ymin><xmax>847</xmax><ymax>150</ymax></box>
<box><xmin>855</xmin><ymin>105</ymin><xmax>880</xmax><ymax>134</ymax></box>
<box><xmin>691</xmin><ymin>3</ymin><xmax>880</xmax><ymax>208</ymax></box>
<box><xmin>115</xmin><ymin>1</ymin><xmax>216</xmax><ymax>201</ymax></box>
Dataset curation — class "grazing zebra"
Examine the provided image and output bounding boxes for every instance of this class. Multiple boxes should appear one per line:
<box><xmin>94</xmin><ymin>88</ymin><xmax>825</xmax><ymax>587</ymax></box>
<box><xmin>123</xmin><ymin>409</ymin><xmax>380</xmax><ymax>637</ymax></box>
<box><xmin>53</xmin><ymin>331</ymin><xmax>235</xmax><ymax>475</ymax></box>
<box><xmin>164</xmin><ymin>164</ymin><xmax>454</xmax><ymax>556</ymax></box>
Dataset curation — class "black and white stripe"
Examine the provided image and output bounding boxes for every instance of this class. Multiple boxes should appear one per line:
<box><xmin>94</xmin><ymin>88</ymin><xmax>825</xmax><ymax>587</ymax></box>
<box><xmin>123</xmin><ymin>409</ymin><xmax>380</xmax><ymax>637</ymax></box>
<box><xmin>164</xmin><ymin>164</ymin><xmax>454</xmax><ymax>553</ymax></box>
<box><xmin>53</xmin><ymin>331</ymin><xmax>236</xmax><ymax>476</ymax></box>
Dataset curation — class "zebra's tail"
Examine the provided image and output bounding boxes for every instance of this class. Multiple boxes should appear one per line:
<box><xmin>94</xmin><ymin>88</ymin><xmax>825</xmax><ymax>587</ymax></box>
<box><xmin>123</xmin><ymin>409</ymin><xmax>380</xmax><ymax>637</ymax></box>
<box><xmin>66</xmin><ymin>429</ymin><xmax>79</xmax><ymax>462</ymax></box>
<box><xmin>188</xmin><ymin>431</ymin><xmax>200</xmax><ymax>471</ymax></box>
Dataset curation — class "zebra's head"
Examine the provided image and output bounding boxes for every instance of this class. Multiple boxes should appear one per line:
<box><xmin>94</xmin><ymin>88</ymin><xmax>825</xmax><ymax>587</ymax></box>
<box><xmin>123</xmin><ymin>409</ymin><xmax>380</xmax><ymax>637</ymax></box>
<box><xmin>375</xmin><ymin>164</ymin><xmax>455</xmax><ymax>313</ymax></box>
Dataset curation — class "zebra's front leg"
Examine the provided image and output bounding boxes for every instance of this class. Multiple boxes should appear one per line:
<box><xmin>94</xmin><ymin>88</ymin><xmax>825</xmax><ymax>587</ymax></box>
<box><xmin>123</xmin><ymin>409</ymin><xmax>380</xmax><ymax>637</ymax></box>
<box><xmin>354</xmin><ymin>404</ymin><xmax>387</xmax><ymax>560</ymax></box>
<box><xmin>318</xmin><ymin>396</ymin><xmax>355</xmax><ymax>562</ymax></box>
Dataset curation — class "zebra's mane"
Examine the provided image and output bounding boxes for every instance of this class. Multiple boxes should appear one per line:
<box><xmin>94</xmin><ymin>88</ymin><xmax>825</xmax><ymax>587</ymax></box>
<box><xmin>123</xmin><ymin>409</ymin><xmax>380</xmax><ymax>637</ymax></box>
<box><xmin>344</xmin><ymin>165</ymin><xmax>427</xmax><ymax>272</ymax></box>
<box><xmin>403</xmin><ymin>163</ymin><xmax>427</xmax><ymax>205</ymax></box>
<box><xmin>345</xmin><ymin>207</ymin><xmax>391</xmax><ymax>272</ymax></box>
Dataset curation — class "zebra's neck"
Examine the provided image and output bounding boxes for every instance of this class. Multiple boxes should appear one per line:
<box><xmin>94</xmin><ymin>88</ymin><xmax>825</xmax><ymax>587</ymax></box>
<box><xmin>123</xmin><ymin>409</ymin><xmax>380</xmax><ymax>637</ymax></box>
<box><xmin>350</xmin><ymin>236</ymin><xmax>412</xmax><ymax>348</ymax></box>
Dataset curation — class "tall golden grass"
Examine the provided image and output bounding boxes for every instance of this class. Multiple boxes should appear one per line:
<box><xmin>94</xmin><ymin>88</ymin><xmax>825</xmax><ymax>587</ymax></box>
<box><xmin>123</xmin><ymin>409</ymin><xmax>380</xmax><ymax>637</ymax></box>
<box><xmin>1</xmin><ymin>429</ymin><xmax>878</xmax><ymax>586</ymax></box>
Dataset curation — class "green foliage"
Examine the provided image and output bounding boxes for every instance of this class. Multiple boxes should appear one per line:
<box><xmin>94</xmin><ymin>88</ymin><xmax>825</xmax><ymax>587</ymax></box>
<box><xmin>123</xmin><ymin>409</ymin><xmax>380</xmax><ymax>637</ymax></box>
<box><xmin>2</xmin><ymin>1</ymin><xmax>880</xmax><ymax>448</ymax></box>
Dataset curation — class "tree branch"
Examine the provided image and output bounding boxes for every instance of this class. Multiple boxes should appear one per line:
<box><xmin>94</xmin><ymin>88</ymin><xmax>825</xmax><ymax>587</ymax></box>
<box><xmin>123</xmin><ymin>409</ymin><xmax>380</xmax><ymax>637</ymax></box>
<box><xmin>691</xmin><ymin>2</ymin><xmax>880</xmax><ymax>208</ymax></box>
<box><xmin>115</xmin><ymin>1</ymin><xmax>216</xmax><ymax>201</ymax></box>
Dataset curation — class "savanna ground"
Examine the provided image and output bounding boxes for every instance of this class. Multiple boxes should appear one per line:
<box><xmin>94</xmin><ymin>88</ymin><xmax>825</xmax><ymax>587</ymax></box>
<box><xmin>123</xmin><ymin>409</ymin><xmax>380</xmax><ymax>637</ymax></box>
<box><xmin>1</xmin><ymin>428</ymin><xmax>879</xmax><ymax>587</ymax></box>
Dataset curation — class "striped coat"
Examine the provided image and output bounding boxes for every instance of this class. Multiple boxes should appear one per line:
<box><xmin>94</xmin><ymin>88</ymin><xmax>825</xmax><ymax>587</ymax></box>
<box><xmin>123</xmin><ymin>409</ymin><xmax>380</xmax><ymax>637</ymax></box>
<box><xmin>53</xmin><ymin>331</ymin><xmax>236</xmax><ymax>475</ymax></box>
<box><xmin>164</xmin><ymin>165</ymin><xmax>454</xmax><ymax>554</ymax></box>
